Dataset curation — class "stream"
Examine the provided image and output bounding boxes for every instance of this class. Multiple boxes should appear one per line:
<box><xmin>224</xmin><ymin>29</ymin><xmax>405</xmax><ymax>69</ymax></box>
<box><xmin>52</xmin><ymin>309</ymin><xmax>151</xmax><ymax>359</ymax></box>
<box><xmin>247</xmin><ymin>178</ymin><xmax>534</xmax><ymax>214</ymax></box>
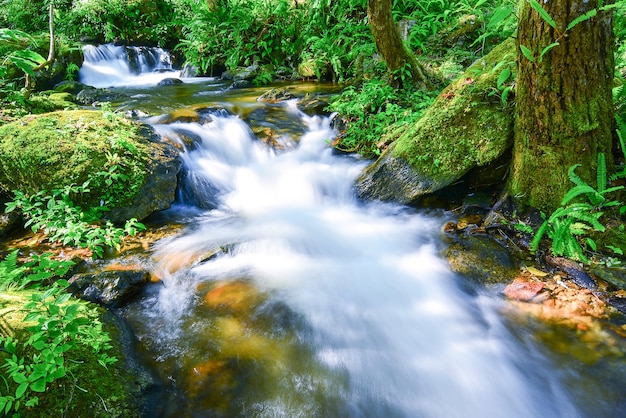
<box><xmin>80</xmin><ymin>45</ymin><xmax>626</xmax><ymax>418</ymax></box>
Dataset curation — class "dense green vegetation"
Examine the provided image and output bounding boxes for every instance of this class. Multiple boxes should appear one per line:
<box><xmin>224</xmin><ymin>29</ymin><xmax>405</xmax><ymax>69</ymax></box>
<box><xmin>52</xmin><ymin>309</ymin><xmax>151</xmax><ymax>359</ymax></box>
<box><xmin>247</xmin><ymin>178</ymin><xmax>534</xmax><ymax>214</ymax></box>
<box><xmin>0</xmin><ymin>0</ymin><xmax>625</xmax><ymax>414</ymax></box>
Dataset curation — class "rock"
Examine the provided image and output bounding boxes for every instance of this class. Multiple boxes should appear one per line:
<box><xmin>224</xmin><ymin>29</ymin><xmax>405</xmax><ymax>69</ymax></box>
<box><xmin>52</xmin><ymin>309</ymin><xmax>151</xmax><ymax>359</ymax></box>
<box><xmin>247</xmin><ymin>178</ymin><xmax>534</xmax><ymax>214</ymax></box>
<box><xmin>0</xmin><ymin>110</ymin><xmax>182</xmax><ymax>223</ymax></box>
<box><xmin>233</xmin><ymin>65</ymin><xmax>259</xmax><ymax>81</ymax></box>
<box><xmin>355</xmin><ymin>38</ymin><xmax>515</xmax><ymax>205</ymax></box>
<box><xmin>504</xmin><ymin>277</ymin><xmax>545</xmax><ymax>301</ymax></box>
<box><xmin>257</xmin><ymin>87</ymin><xmax>296</xmax><ymax>103</ymax></box>
<box><xmin>545</xmin><ymin>256</ymin><xmax>598</xmax><ymax>291</ymax></box>
<box><xmin>106</xmin><ymin>140</ymin><xmax>181</xmax><ymax>223</ymax></box>
<box><xmin>180</xmin><ymin>62</ymin><xmax>199</xmax><ymax>78</ymax></box>
<box><xmin>297</xmin><ymin>96</ymin><xmax>330</xmax><ymax>116</ymax></box>
<box><xmin>76</xmin><ymin>86</ymin><xmax>126</xmax><ymax>105</ymax></box>
<box><xmin>69</xmin><ymin>269</ymin><xmax>150</xmax><ymax>307</ymax></box>
<box><xmin>229</xmin><ymin>79</ymin><xmax>252</xmax><ymax>89</ymax></box>
<box><xmin>157</xmin><ymin>77</ymin><xmax>184</xmax><ymax>86</ymax></box>
<box><xmin>443</xmin><ymin>234</ymin><xmax>519</xmax><ymax>286</ymax></box>
<box><xmin>201</xmin><ymin>280</ymin><xmax>265</xmax><ymax>315</ymax></box>
<box><xmin>54</xmin><ymin>80</ymin><xmax>89</xmax><ymax>95</ymax></box>
<box><xmin>589</xmin><ymin>264</ymin><xmax>626</xmax><ymax>291</ymax></box>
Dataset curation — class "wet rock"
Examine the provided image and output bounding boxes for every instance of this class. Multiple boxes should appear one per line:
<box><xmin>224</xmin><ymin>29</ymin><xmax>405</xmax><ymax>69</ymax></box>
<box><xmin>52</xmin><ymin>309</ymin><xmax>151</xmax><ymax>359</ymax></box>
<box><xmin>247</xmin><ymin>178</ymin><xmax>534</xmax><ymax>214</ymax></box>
<box><xmin>76</xmin><ymin>86</ymin><xmax>126</xmax><ymax>105</ymax></box>
<box><xmin>201</xmin><ymin>280</ymin><xmax>265</xmax><ymax>315</ymax></box>
<box><xmin>257</xmin><ymin>87</ymin><xmax>296</xmax><ymax>103</ymax></box>
<box><xmin>152</xmin><ymin>247</ymin><xmax>223</xmax><ymax>280</ymax></box>
<box><xmin>545</xmin><ymin>256</ymin><xmax>598</xmax><ymax>291</ymax></box>
<box><xmin>443</xmin><ymin>235</ymin><xmax>519</xmax><ymax>286</ymax></box>
<box><xmin>590</xmin><ymin>264</ymin><xmax>626</xmax><ymax>291</ymax></box>
<box><xmin>229</xmin><ymin>79</ymin><xmax>252</xmax><ymax>89</ymax></box>
<box><xmin>69</xmin><ymin>269</ymin><xmax>150</xmax><ymax>307</ymax></box>
<box><xmin>180</xmin><ymin>62</ymin><xmax>199</xmax><ymax>78</ymax></box>
<box><xmin>106</xmin><ymin>138</ymin><xmax>182</xmax><ymax>223</ymax></box>
<box><xmin>503</xmin><ymin>277</ymin><xmax>545</xmax><ymax>301</ymax></box>
<box><xmin>297</xmin><ymin>96</ymin><xmax>330</xmax><ymax>116</ymax></box>
<box><xmin>157</xmin><ymin>77</ymin><xmax>184</xmax><ymax>86</ymax></box>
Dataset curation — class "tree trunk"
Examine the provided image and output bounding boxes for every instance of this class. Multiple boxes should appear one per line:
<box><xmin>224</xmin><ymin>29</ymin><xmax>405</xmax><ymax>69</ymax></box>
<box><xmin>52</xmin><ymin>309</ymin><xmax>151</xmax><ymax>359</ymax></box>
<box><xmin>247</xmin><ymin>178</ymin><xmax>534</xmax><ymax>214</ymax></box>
<box><xmin>509</xmin><ymin>0</ymin><xmax>615</xmax><ymax>212</ymax></box>
<box><xmin>367</xmin><ymin>0</ymin><xmax>430</xmax><ymax>89</ymax></box>
<box><xmin>25</xmin><ymin>3</ymin><xmax>55</xmax><ymax>91</ymax></box>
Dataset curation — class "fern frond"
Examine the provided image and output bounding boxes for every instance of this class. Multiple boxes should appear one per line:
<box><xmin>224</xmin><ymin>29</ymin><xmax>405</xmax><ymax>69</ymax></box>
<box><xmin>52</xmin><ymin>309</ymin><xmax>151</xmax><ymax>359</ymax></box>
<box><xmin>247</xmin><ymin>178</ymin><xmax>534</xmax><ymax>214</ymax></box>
<box><xmin>561</xmin><ymin>185</ymin><xmax>601</xmax><ymax>206</ymax></box>
<box><xmin>566</xmin><ymin>209</ymin><xmax>605</xmax><ymax>231</ymax></box>
<box><xmin>567</xmin><ymin>164</ymin><xmax>587</xmax><ymax>187</ymax></box>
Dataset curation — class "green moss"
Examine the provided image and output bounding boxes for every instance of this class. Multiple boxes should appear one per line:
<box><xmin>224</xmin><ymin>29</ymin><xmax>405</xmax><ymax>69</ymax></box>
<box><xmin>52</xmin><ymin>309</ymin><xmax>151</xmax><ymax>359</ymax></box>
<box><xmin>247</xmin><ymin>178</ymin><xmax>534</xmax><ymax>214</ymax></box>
<box><xmin>390</xmin><ymin>38</ymin><xmax>516</xmax><ymax>181</ymax></box>
<box><xmin>0</xmin><ymin>110</ymin><xmax>151</xmax><ymax>209</ymax></box>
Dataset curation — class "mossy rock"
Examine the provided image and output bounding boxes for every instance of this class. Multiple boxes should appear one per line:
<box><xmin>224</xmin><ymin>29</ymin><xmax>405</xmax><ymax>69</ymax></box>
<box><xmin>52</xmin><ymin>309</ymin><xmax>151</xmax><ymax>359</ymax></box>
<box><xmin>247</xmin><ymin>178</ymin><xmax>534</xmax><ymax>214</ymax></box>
<box><xmin>355</xmin><ymin>38</ymin><xmax>516</xmax><ymax>204</ymax></box>
<box><xmin>0</xmin><ymin>110</ymin><xmax>181</xmax><ymax>222</ymax></box>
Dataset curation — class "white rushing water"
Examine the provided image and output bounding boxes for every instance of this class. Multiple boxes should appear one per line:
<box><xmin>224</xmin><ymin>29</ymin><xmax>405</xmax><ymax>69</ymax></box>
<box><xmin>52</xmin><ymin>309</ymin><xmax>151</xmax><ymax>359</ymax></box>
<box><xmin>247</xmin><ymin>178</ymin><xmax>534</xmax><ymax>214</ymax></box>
<box><xmin>79</xmin><ymin>43</ymin><xmax>181</xmax><ymax>88</ymax></box>
<box><xmin>141</xmin><ymin>106</ymin><xmax>582</xmax><ymax>417</ymax></box>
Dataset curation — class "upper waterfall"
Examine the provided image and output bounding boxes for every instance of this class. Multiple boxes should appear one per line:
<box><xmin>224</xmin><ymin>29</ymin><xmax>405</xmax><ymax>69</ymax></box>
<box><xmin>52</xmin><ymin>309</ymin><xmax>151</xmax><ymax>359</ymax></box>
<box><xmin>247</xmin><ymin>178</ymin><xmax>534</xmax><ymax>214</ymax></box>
<box><xmin>79</xmin><ymin>43</ymin><xmax>181</xmax><ymax>88</ymax></box>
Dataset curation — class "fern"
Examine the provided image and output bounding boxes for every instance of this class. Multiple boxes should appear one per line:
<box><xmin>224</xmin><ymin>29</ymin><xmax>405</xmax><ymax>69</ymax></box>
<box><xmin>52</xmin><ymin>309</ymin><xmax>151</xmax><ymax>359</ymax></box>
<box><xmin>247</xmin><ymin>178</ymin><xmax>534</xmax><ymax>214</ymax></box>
<box><xmin>532</xmin><ymin>153</ymin><xmax>624</xmax><ymax>263</ymax></box>
<box><xmin>0</xmin><ymin>250</ymin><xmax>24</xmax><ymax>291</ymax></box>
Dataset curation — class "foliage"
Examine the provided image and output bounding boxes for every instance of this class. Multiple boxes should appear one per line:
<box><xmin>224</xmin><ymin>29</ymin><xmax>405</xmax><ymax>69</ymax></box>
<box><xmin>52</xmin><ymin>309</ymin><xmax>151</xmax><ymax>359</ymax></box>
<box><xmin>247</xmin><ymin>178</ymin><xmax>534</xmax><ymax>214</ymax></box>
<box><xmin>531</xmin><ymin>153</ymin><xmax>625</xmax><ymax>263</ymax></box>
<box><xmin>178</xmin><ymin>0</ymin><xmax>306</xmax><ymax>75</ymax></box>
<box><xmin>0</xmin><ymin>253</ymin><xmax>116</xmax><ymax>415</ymax></box>
<box><xmin>5</xmin><ymin>183</ymin><xmax>145</xmax><ymax>260</ymax></box>
<box><xmin>328</xmin><ymin>79</ymin><xmax>434</xmax><ymax>158</ymax></box>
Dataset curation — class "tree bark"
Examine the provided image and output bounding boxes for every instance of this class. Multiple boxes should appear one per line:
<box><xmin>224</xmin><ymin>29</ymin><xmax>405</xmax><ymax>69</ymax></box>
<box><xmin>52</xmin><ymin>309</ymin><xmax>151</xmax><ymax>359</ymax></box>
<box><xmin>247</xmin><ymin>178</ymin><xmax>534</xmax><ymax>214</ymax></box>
<box><xmin>509</xmin><ymin>0</ymin><xmax>615</xmax><ymax>212</ymax></box>
<box><xmin>367</xmin><ymin>0</ymin><xmax>430</xmax><ymax>89</ymax></box>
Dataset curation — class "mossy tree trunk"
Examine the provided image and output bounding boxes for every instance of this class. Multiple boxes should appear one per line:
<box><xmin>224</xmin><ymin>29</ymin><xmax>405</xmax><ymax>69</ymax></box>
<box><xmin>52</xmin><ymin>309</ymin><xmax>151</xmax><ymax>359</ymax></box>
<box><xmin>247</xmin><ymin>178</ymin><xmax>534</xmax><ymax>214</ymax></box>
<box><xmin>509</xmin><ymin>0</ymin><xmax>615</xmax><ymax>212</ymax></box>
<box><xmin>367</xmin><ymin>0</ymin><xmax>430</xmax><ymax>89</ymax></box>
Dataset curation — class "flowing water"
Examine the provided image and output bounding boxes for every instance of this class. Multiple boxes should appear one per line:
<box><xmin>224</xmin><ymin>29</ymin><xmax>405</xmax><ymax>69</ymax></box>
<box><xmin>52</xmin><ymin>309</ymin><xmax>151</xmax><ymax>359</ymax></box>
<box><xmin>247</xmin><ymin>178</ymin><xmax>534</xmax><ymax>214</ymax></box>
<box><xmin>80</xmin><ymin>45</ymin><xmax>626</xmax><ymax>418</ymax></box>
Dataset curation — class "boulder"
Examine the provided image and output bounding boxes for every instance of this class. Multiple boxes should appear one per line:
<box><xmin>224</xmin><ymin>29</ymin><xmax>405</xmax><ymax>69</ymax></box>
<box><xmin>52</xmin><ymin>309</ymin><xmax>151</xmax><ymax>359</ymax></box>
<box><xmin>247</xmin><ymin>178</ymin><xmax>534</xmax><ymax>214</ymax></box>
<box><xmin>180</xmin><ymin>62</ymin><xmax>199</xmax><ymax>78</ymax></box>
<box><xmin>0</xmin><ymin>110</ymin><xmax>182</xmax><ymax>222</ymax></box>
<box><xmin>76</xmin><ymin>86</ymin><xmax>126</xmax><ymax>105</ymax></box>
<box><xmin>157</xmin><ymin>77</ymin><xmax>184</xmax><ymax>86</ymax></box>
<box><xmin>355</xmin><ymin>38</ymin><xmax>516</xmax><ymax>205</ymax></box>
<box><xmin>69</xmin><ymin>269</ymin><xmax>150</xmax><ymax>307</ymax></box>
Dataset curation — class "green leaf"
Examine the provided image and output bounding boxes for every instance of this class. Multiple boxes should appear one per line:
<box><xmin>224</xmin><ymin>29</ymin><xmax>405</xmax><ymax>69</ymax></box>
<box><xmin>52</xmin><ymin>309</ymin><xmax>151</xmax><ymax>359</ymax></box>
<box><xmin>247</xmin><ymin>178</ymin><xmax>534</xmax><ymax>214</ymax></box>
<box><xmin>497</xmin><ymin>67</ymin><xmax>511</xmax><ymax>88</ymax></box>
<box><xmin>539</xmin><ymin>42</ymin><xmax>560</xmax><ymax>62</ymax></box>
<box><xmin>561</xmin><ymin>185</ymin><xmax>601</xmax><ymax>206</ymax></box>
<box><xmin>12</xmin><ymin>373</ymin><xmax>27</xmax><ymax>384</ymax></box>
<box><xmin>529</xmin><ymin>0</ymin><xmax>557</xmax><ymax>28</ymax></box>
<box><xmin>519</xmin><ymin>45</ymin><xmax>535</xmax><ymax>63</ymax></box>
<box><xmin>29</xmin><ymin>379</ymin><xmax>46</xmax><ymax>393</ymax></box>
<box><xmin>488</xmin><ymin>5</ymin><xmax>514</xmax><ymax>28</ymax></box>
<box><xmin>15</xmin><ymin>382</ymin><xmax>28</xmax><ymax>399</ymax></box>
<box><xmin>566</xmin><ymin>8</ymin><xmax>597</xmax><ymax>31</ymax></box>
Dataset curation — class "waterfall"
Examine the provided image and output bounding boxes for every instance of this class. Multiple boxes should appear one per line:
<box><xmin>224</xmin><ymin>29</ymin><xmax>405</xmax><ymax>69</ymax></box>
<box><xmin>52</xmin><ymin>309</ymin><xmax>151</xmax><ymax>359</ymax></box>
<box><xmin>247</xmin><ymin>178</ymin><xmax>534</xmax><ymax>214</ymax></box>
<box><xmin>79</xmin><ymin>43</ymin><xmax>180</xmax><ymax>88</ymax></box>
<box><xmin>122</xmin><ymin>104</ymin><xmax>588</xmax><ymax>417</ymax></box>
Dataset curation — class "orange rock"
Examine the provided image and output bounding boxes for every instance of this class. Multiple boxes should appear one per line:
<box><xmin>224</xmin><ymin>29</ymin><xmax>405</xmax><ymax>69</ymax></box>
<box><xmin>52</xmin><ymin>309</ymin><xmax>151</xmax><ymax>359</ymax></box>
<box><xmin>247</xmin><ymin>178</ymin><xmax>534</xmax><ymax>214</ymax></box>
<box><xmin>504</xmin><ymin>278</ymin><xmax>545</xmax><ymax>301</ymax></box>
<box><xmin>202</xmin><ymin>280</ymin><xmax>264</xmax><ymax>314</ymax></box>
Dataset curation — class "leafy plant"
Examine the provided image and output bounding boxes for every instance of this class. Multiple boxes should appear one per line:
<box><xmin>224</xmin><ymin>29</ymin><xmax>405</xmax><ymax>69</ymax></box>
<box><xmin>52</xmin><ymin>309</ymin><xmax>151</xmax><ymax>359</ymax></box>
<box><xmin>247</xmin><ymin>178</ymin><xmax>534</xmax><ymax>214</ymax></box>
<box><xmin>0</xmin><ymin>254</ymin><xmax>116</xmax><ymax>415</ymax></box>
<box><xmin>531</xmin><ymin>153</ymin><xmax>625</xmax><ymax>262</ymax></box>
<box><xmin>329</xmin><ymin>78</ymin><xmax>434</xmax><ymax>157</ymax></box>
<box><xmin>5</xmin><ymin>183</ymin><xmax>145</xmax><ymax>260</ymax></box>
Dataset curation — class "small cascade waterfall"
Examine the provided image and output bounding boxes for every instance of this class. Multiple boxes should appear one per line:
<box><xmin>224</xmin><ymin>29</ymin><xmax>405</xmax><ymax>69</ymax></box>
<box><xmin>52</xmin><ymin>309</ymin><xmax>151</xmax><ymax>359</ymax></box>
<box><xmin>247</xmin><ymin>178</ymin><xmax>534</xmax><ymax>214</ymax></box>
<box><xmin>117</xmin><ymin>103</ymin><xmax>609</xmax><ymax>417</ymax></box>
<box><xmin>79</xmin><ymin>43</ymin><xmax>180</xmax><ymax>88</ymax></box>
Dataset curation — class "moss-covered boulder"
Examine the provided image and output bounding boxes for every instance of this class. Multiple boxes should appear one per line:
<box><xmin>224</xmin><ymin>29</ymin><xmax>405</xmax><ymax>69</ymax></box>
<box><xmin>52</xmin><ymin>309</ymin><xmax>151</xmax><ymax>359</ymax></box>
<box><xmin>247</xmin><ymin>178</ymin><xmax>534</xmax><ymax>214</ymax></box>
<box><xmin>0</xmin><ymin>110</ymin><xmax>181</xmax><ymax>222</ymax></box>
<box><xmin>355</xmin><ymin>38</ymin><xmax>516</xmax><ymax>204</ymax></box>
